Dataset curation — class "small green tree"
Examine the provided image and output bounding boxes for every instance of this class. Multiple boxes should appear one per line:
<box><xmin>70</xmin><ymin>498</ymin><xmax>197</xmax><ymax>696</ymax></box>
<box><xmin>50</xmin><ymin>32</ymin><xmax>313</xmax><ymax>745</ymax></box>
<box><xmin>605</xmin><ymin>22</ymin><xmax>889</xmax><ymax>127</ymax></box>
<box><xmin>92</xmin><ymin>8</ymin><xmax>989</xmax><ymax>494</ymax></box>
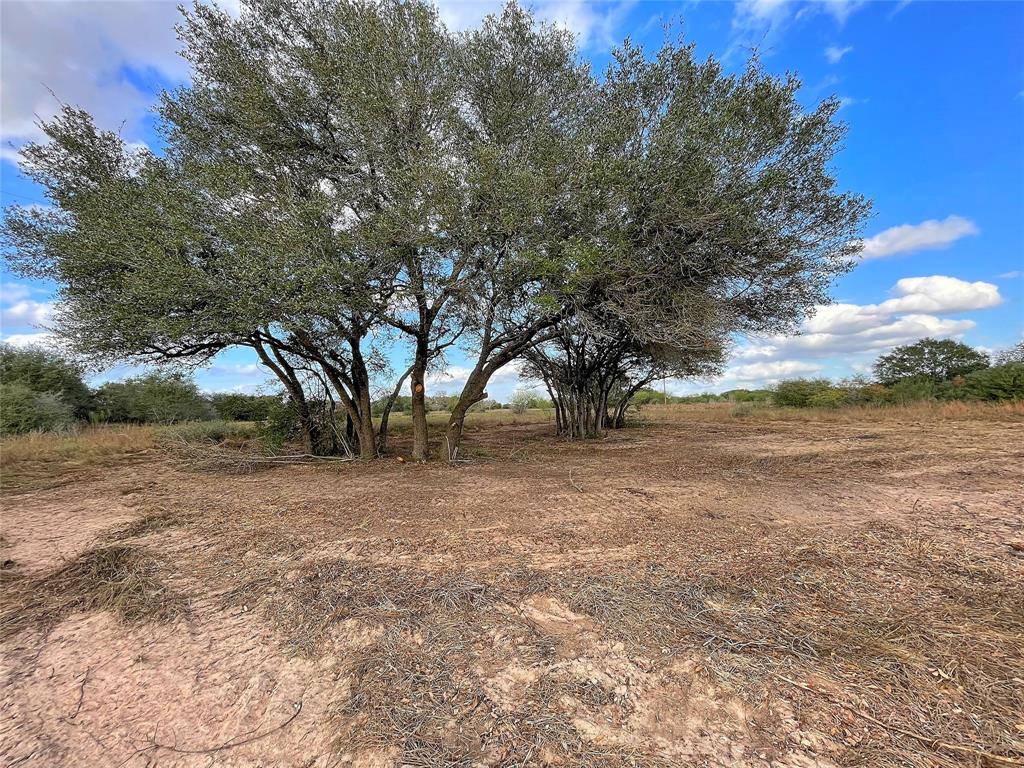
<box><xmin>94</xmin><ymin>372</ymin><xmax>214</xmax><ymax>424</ymax></box>
<box><xmin>774</xmin><ymin>379</ymin><xmax>838</xmax><ymax>408</ymax></box>
<box><xmin>873</xmin><ymin>338</ymin><xmax>989</xmax><ymax>386</ymax></box>
<box><xmin>0</xmin><ymin>344</ymin><xmax>91</xmax><ymax>418</ymax></box>
<box><xmin>210</xmin><ymin>392</ymin><xmax>278</xmax><ymax>421</ymax></box>
<box><xmin>962</xmin><ymin>363</ymin><xmax>1024</xmax><ymax>401</ymax></box>
<box><xmin>0</xmin><ymin>383</ymin><xmax>76</xmax><ymax>434</ymax></box>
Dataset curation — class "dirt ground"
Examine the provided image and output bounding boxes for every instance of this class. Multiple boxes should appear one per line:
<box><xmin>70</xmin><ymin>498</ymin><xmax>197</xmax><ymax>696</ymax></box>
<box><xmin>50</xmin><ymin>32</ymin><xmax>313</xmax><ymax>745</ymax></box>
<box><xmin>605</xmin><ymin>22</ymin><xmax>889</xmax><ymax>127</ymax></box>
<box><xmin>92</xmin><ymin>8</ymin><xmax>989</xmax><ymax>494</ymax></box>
<box><xmin>1</xmin><ymin>406</ymin><xmax>1023</xmax><ymax>767</ymax></box>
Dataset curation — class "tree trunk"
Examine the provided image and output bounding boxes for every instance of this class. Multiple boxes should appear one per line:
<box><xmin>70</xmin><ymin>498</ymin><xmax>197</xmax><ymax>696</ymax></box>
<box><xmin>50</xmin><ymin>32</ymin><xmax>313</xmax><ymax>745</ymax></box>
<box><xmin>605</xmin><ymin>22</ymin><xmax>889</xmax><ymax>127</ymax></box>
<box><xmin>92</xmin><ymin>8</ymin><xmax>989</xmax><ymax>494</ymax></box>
<box><xmin>253</xmin><ymin>336</ymin><xmax>327</xmax><ymax>456</ymax></box>
<box><xmin>377</xmin><ymin>364</ymin><xmax>413</xmax><ymax>455</ymax></box>
<box><xmin>410</xmin><ymin>336</ymin><xmax>429</xmax><ymax>461</ymax></box>
<box><xmin>445</xmin><ymin>371</ymin><xmax>487</xmax><ymax>459</ymax></box>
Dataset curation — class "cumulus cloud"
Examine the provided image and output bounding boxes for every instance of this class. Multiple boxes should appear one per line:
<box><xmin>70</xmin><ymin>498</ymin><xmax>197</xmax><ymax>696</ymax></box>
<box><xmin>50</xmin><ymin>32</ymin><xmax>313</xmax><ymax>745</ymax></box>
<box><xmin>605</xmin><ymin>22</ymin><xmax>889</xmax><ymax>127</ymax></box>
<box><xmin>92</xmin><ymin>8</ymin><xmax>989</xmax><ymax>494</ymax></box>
<box><xmin>728</xmin><ymin>360</ymin><xmax>824</xmax><ymax>382</ymax></box>
<box><xmin>825</xmin><ymin>44</ymin><xmax>852</xmax><ymax>63</ymax></box>
<box><xmin>857</xmin><ymin>215</ymin><xmax>979</xmax><ymax>260</ymax></box>
<box><xmin>0</xmin><ymin>299</ymin><xmax>55</xmax><ymax>327</ymax></box>
<box><xmin>737</xmin><ymin>275</ymin><xmax>1000</xmax><ymax>366</ymax></box>
<box><xmin>425</xmin><ymin>365</ymin><xmax>473</xmax><ymax>391</ymax></box>
<box><xmin>0</xmin><ymin>0</ymin><xmax>189</xmax><ymax>156</ymax></box>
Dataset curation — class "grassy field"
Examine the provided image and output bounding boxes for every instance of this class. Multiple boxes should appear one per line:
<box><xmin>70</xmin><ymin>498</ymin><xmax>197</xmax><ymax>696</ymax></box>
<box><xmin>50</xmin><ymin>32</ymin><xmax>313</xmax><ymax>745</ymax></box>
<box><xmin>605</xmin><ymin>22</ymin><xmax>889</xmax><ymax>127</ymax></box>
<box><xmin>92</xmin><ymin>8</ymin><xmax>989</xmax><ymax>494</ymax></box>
<box><xmin>1</xmin><ymin>403</ymin><xmax>1022</xmax><ymax>767</ymax></box>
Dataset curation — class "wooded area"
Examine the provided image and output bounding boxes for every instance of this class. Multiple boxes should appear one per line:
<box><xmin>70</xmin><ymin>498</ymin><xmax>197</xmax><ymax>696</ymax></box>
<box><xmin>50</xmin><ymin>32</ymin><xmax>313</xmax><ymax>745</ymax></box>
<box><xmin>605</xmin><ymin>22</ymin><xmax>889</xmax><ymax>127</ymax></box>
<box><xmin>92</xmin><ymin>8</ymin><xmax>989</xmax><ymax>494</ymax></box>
<box><xmin>3</xmin><ymin>0</ymin><xmax>869</xmax><ymax>459</ymax></box>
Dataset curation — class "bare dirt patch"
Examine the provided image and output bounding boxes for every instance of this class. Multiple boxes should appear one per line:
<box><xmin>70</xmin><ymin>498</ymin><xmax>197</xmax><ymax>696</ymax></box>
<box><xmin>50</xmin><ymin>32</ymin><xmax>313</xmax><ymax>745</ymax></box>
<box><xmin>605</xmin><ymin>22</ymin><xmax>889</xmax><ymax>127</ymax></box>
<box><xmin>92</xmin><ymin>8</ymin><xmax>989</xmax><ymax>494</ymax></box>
<box><xmin>1</xmin><ymin>407</ymin><xmax>1022</xmax><ymax>767</ymax></box>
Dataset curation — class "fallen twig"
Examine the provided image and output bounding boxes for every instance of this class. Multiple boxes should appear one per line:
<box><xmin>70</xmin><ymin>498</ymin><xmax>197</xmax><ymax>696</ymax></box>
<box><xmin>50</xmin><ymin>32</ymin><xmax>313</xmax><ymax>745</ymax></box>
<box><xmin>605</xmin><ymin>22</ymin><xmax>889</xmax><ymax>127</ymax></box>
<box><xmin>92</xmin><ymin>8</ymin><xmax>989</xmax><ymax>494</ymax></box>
<box><xmin>69</xmin><ymin>666</ymin><xmax>91</xmax><ymax>719</ymax></box>
<box><xmin>152</xmin><ymin>700</ymin><xmax>303</xmax><ymax>755</ymax></box>
<box><xmin>569</xmin><ymin>468</ymin><xmax>583</xmax><ymax>493</ymax></box>
<box><xmin>775</xmin><ymin>675</ymin><xmax>1024</xmax><ymax>766</ymax></box>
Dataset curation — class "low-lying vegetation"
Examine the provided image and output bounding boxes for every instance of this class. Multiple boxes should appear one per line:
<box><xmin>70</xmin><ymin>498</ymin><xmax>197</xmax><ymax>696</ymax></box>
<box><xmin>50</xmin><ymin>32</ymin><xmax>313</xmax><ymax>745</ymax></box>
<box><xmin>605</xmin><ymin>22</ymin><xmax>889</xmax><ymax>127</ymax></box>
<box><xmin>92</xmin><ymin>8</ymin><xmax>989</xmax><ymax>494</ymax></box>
<box><xmin>1</xmin><ymin>403</ymin><xmax>1021</xmax><ymax>766</ymax></box>
<box><xmin>0</xmin><ymin>544</ymin><xmax>185</xmax><ymax>639</ymax></box>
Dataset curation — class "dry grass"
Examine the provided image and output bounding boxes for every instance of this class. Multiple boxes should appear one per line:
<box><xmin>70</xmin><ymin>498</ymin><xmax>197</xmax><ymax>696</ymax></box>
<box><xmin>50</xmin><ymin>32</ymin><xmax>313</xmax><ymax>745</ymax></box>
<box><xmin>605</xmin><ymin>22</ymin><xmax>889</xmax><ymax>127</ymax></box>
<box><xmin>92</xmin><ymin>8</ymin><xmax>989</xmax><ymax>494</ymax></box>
<box><xmin>643</xmin><ymin>399</ymin><xmax>1024</xmax><ymax>424</ymax></box>
<box><xmin>0</xmin><ymin>425</ymin><xmax>157</xmax><ymax>492</ymax></box>
<box><xmin>556</xmin><ymin>523</ymin><xmax>1024</xmax><ymax>766</ymax></box>
<box><xmin>0</xmin><ymin>544</ymin><xmax>185</xmax><ymax>639</ymax></box>
<box><xmin>1</xmin><ymin>406</ymin><xmax>1021</xmax><ymax>767</ymax></box>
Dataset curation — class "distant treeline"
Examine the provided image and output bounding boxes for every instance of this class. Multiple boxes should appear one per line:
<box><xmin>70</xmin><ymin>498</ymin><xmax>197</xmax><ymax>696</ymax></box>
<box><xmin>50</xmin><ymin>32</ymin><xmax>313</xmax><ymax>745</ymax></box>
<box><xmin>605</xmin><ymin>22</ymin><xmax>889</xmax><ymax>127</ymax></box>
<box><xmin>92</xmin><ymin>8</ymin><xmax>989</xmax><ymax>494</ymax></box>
<box><xmin>0</xmin><ymin>345</ymin><xmax>278</xmax><ymax>434</ymax></box>
<box><xmin>637</xmin><ymin>338</ymin><xmax>1024</xmax><ymax>409</ymax></box>
<box><xmin>2</xmin><ymin>337</ymin><xmax>1021</xmax><ymax>435</ymax></box>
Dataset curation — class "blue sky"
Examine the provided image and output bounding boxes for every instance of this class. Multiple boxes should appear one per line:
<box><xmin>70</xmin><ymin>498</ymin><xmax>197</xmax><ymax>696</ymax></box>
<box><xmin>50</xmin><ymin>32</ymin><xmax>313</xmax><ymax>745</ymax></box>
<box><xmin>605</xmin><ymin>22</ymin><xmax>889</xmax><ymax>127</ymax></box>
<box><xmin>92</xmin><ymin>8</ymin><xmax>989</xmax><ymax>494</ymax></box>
<box><xmin>1</xmin><ymin>0</ymin><xmax>1022</xmax><ymax>400</ymax></box>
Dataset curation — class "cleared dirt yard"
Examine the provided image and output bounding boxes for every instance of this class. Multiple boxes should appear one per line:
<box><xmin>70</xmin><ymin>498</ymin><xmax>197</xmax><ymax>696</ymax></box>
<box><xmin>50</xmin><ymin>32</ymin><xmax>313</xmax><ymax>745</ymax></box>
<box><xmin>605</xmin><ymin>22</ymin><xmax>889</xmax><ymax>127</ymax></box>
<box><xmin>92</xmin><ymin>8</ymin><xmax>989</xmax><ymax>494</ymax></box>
<box><xmin>1</xmin><ymin>404</ymin><xmax>1023</xmax><ymax>767</ymax></box>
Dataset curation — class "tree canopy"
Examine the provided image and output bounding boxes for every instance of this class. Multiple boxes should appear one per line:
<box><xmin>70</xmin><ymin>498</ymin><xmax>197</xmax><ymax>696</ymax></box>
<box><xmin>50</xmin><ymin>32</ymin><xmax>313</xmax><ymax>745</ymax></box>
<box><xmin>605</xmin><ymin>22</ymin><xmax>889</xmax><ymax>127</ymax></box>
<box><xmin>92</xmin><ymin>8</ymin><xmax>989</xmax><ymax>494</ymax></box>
<box><xmin>872</xmin><ymin>338</ymin><xmax>989</xmax><ymax>386</ymax></box>
<box><xmin>2</xmin><ymin>0</ymin><xmax>869</xmax><ymax>458</ymax></box>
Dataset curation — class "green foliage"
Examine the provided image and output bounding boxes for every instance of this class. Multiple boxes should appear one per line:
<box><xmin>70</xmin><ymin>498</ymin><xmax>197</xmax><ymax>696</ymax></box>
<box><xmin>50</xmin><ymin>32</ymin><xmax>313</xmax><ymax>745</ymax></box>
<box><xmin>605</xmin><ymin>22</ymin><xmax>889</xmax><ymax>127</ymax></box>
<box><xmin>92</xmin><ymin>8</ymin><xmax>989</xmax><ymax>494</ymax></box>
<box><xmin>805</xmin><ymin>387</ymin><xmax>846</xmax><ymax>408</ymax></box>
<box><xmin>160</xmin><ymin>420</ymin><xmax>258</xmax><ymax>444</ymax></box>
<box><xmin>209</xmin><ymin>392</ymin><xmax>278</xmax><ymax>422</ymax></box>
<box><xmin>723</xmin><ymin>389</ymin><xmax>774</xmax><ymax>403</ymax></box>
<box><xmin>962</xmin><ymin>363</ymin><xmax>1024</xmax><ymax>401</ymax></box>
<box><xmin>773</xmin><ymin>379</ymin><xmax>839</xmax><ymax>408</ymax></box>
<box><xmin>93</xmin><ymin>372</ymin><xmax>214</xmax><ymax>424</ymax></box>
<box><xmin>1</xmin><ymin>0</ymin><xmax>869</xmax><ymax>460</ymax></box>
<box><xmin>873</xmin><ymin>338</ymin><xmax>989</xmax><ymax>386</ymax></box>
<box><xmin>883</xmin><ymin>377</ymin><xmax>938</xmax><ymax>405</ymax></box>
<box><xmin>425</xmin><ymin>393</ymin><xmax>460</xmax><ymax>413</ymax></box>
<box><xmin>510</xmin><ymin>390</ymin><xmax>552</xmax><ymax>414</ymax></box>
<box><xmin>0</xmin><ymin>344</ymin><xmax>91</xmax><ymax>418</ymax></box>
<box><xmin>260</xmin><ymin>398</ymin><xmax>304</xmax><ymax>454</ymax></box>
<box><xmin>631</xmin><ymin>388</ymin><xmax>669</xmax><ymax>406</ymax></box>
<box><xmin>993</xmin><ymin>341</ymin><xmax>1024</xmax><ymax>366</ymax></box>
<box><xmin>0</xmin><ymin>382</ymin><xmax>76</xmax><ymax>434</ymax></box>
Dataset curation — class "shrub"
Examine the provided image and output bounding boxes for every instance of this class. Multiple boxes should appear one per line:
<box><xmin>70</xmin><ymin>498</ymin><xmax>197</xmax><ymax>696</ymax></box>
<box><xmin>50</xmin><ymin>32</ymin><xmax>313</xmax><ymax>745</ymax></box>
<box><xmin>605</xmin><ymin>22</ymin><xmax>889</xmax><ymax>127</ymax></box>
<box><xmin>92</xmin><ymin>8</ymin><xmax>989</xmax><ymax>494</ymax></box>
<box><xmin>0</xmin><ymin>344</ymin><xmax>91</xmax><ymax>418</ymax></box>
<box><xmin>962</xmin><ymin>363</ymin><xmax>1024</xmax><ymax>401</ymax></box>
<box><xmin>806</xmin><ymin>388</ymin><xmax>846</xmax><ymax>408</ymax></box>
<box><xmin>0</xmin><ymin>382</ymin><xmax>76</xmax><ymax>434</ymax></box>
<box><xmin>724</xmin><ymin>389</ymin><xmax>773</xmax><ymax>403</ymax></box>
<box><xmin>160</xmin><ymin>420</ymin><xmax>258</xmax><ymax>444</ymax></box>
<box><xmin>510</xmin><ymin>389</ymin><xmax>551</xmax><ymax>414</ymax></box>
<box><xmin>93</xmin><ymin>372</ymin><xmax>214</xmax><ymax>424</ymax></box>
<box><xmin>773</xmin><ymin>379</ymin><xmax>837</xmax><ymax>408</ymax></box>
<box><xmin>209</xmin><ymin>392</ymin><xmax>278</xmax><ymax>421</ymax></box>
<box><xmin>885</xmin><ymin>377</ymin><xmax>937</xmax><ymax>405</ymax></box>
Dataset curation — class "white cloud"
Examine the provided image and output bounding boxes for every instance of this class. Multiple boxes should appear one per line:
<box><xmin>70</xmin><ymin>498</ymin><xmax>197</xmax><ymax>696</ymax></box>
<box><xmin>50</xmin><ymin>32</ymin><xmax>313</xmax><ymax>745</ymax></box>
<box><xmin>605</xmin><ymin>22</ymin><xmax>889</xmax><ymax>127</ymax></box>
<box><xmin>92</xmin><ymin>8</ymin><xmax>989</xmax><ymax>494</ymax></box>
<box><xmin>208</xmin><ymin>363</ymin><xmax>266</xmax><ymax>378</ymax></box>
<box><xmin>881</xmin><ymin>275</ymin><xmax>1001</xmax><ymax>313</ymax></box>
<box><xmin>821</xmin><ymin>0</ymin><xmax>866</xmax><ymax>25</ymax></box>
<box><xmin>998</xmin><ymin>270</ymin><xmax>1022</xmax><ymax>279</ymax></box>
<box><xmin>728</xmin><ymin>0</ymin><xmax>866</xmax><ymax>59</ymax></box>
<box><xmin>738</xmin><ymin>275</ymin><xmax>1000</xmax><ymax>366</ymax></box>
<box><xmin>1</xmin><ymin>331</ymin><xmax>57</xmax><ymax>348</ymax></box>
<box><xmin>425</xmin><ymin>365</ymin><xmax>473</xmax><ymax>391</ymax></box>
<box><xmin>0</xmin><ymin>299</ymin><xmax>55</xmax><ymax>327</ymax></box>
<box><xmin>436</xmin><ymin>0</ymin><xmax>635</xmax><ymax>48</ymax></box>
<box><xmin>670</xmin><ymin>274</ymin><xmax>1003</xmax><ymax>392</ymax></box>
<box><xmin>825</xmin><ymin>44</ymin><xmax>852</xmax><ymax>63</ymax></box>
<box><xmin>729</xmin><ymin>360</ymin><xmax>824</xmax><ymax>382</ymax></box>
<box><xmin>857</xmin><ymin>215</ymin><xmax>979</xmax><ymax>260</ymax></box>
<box><xmin>0</xmin><ymin>1</ymin><xmax>190</xmax><ymax>160</ymax></box>
<box><xmin>0</xmin><ymin>282</ymin><xmax>32</xmax><ymax>303</ymax></box>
